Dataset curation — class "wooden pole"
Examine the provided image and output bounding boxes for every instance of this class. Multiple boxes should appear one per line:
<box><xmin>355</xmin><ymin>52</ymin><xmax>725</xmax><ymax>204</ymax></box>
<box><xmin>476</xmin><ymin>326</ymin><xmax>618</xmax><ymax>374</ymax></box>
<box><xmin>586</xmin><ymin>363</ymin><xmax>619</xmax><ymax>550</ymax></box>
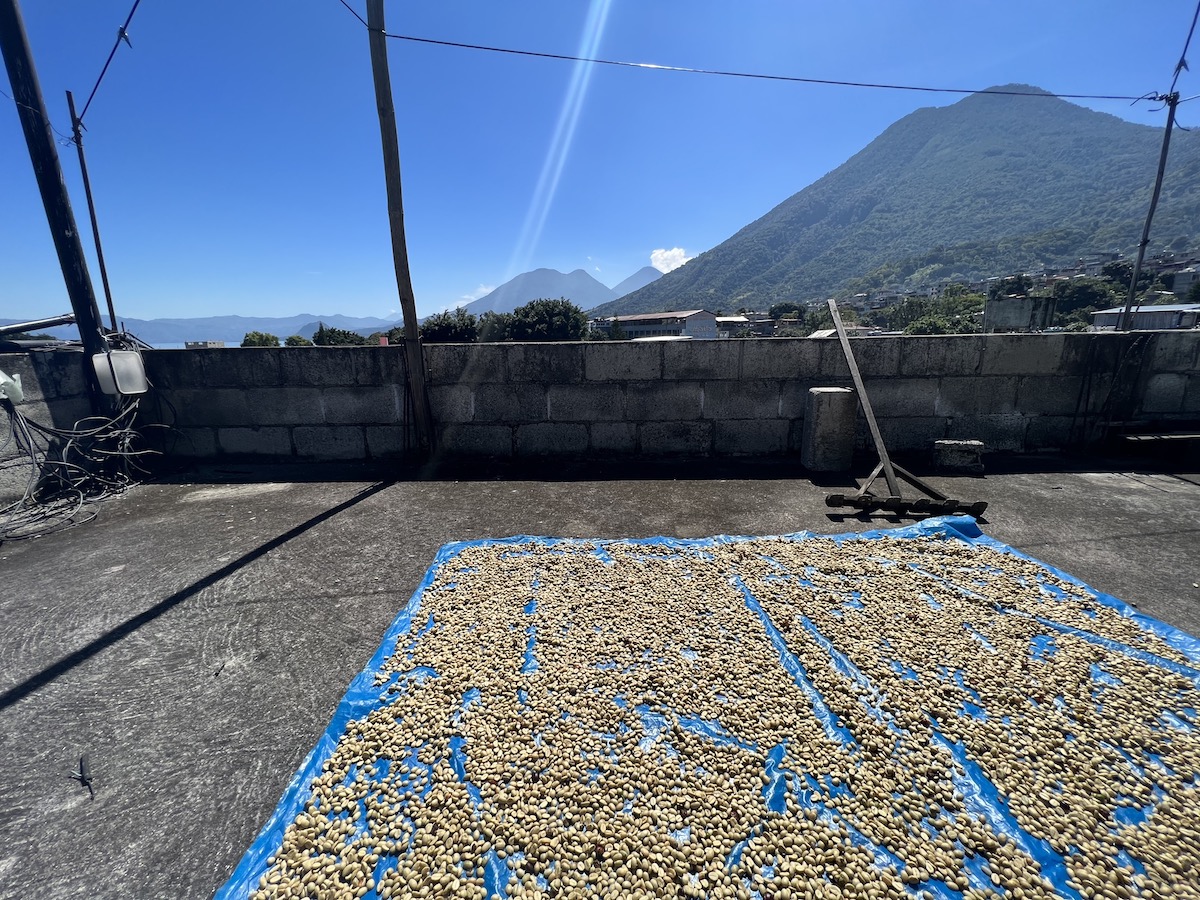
<box><xmin>0</xmin><ymin>0</ymin><xmax>108</xmax><ymax>362</ymax></box>
<box><xmin>827</xmin><ymin>299</ymin><xmax>901</xmax><ymax>498</ymax></box>
<box><xmin>1119</xmin><ymin>93</ymin><xmax>1178</xmax><ymax>331</ymax></box>
<box><xmin>66</xmin><ymin>90</ymin><xmax>118</xmax><ymax>333</ymax></box>
<box><xmin>365</xmin><ymin>0</ymin><xmax>434</xmax><ymax>452</ymax></box>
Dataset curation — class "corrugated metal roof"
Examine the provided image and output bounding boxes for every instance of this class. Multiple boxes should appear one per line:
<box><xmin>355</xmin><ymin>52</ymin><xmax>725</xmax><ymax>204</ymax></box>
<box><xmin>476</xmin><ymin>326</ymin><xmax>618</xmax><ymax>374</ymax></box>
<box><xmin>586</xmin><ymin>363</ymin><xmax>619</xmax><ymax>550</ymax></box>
<box><xmin>609</xmin><ymin>309</ymin><xmax>712</xmax><ymax>322</ymax></box>
<box><xmin>1093</xmin><ymin>303</ymin><xmax>1200</xmax><ymax>314</ymax></box>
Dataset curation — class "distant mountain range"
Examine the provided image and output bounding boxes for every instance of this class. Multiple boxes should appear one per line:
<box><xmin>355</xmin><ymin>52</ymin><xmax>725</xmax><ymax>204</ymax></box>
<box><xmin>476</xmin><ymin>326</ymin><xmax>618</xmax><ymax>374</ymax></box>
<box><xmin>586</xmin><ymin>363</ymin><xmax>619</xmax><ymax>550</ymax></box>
<box><xmin>1</xmin><ymin>266</ymin><xmax>663</xmax><ymax>345</ymax></box>
<box><xmin>592</xmin><ymin>84</ymin><xmax>1200</xmax><ymax>317</ymax></box>
<box><xmin>460</xmin><ymin>265</ymin><xmax>661</xmax><ymax>317</ymax></box>
<box><xmin>0</xmin><ymin>314</ymin><xmax>396</xmax><ymax>345</ymax></box>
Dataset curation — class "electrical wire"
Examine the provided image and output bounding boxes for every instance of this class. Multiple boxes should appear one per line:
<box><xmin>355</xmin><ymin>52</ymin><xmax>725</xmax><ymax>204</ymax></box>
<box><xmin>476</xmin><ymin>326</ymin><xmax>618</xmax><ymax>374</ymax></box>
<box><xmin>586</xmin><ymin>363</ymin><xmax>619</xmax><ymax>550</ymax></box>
<box><xmin>380</xmin><ymin>32</ymin><xmax>1154</xmax><ymax>102</ymax></box>
<box><xmin>76</xmin><ymin>0</ymin><xmax>143</xmax><ymax>126</ymax></box>
<box><xmin>329</xmin><ymin>1</ymin><xmax>1155</xmax><ymax>104</ymax></box>
<box><xmin>0</xmin><ymin>86</ymin><xmax>75</xmax><ymax>143</ymax></box>
<box><xmin>0</xmin><ymin>391</ymin><xmax>165</xmax><ymax>544</ymax></box>
<box><xmin>1169</xmin><ymin>0</ymin><xmax>1200</xmax><ymax>95</ymax></box>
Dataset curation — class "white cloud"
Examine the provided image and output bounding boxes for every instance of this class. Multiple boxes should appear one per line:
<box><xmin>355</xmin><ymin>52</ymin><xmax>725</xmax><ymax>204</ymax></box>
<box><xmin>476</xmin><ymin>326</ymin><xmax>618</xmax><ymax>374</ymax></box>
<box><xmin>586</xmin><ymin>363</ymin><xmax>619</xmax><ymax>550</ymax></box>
<box><xmin>650</xmin><ymin>247</ymin><xmax>692</xmax><ymax>274</ymax></box>
<box><xmin>594</xmin><ymin>266</ymin><xmax>601</xmax><ymax>272</ymax></box>
<box><xmin>460</xmin><ymin>284</ymin><xmax>495</xmax><ymax>303</ymax></box>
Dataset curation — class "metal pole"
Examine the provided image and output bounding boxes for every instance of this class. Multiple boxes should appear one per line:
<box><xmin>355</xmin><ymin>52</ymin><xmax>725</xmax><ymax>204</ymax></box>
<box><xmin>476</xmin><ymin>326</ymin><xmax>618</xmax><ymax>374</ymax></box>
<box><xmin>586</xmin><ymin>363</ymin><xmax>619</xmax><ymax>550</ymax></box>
<box><xmin>365</xmin><ymin>0</ymin><xmax>434</xmax><ymax>453</ymax></box>
<box><xmin>1119</xmin><ymin>93</ymin><xmax>1178</xmax><ymax>330</ymax></box>
<box><xmin>0</xmin><ymin>0</ymin><xmax>108</xmax><ymax>361</ymax></box>
<box><xmin>66</xmin><ymin>89</ymin><xmax>118</xmax><ymax>333</ymax></box>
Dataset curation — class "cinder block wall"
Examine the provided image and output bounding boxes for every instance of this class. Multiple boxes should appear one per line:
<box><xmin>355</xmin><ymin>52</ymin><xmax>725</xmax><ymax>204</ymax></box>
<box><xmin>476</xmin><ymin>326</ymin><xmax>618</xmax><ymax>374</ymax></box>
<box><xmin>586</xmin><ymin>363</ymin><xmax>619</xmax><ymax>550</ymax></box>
<box><xmin>2</xmin><ymin>330</ymin><xmax>1197</xmax><ymax>462</ymax></box>
<box><xmin>0</xmin><ymin>348</ymin><xmax>94</xmax><ymax>464</ymax></box>
<box><xmin>425</xmin><ymin>332</ymin><xmax>1199</xmax><ymax>457</ymax></box>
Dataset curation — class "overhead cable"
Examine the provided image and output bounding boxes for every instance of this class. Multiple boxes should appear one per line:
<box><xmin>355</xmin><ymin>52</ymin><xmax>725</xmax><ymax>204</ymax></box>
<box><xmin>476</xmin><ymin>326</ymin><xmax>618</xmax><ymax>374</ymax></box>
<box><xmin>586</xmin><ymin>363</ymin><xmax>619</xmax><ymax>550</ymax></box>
<box><xmin>380</xmin><ymin>32</ymin><xmax>1153</xmax><ymax>102</ymax></box>
<box><xmin>77</xmin><ymin>0</ymin><xmax>143</xmax><ymax>126</ymax></box>
<box><xmin>1169</xmin><ymin>0</ymin><xmax>1200</xmax><ymax>95</ymax></box>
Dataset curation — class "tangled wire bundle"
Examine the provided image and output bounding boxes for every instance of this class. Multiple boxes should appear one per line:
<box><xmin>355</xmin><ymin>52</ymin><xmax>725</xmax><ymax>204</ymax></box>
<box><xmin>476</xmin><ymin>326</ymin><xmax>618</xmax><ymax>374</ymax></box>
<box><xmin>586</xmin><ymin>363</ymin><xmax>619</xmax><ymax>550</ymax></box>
<box><xmin>0</xmin><ymin>397</ymin><xmax>159</xmax><ymax>543</ymax></box>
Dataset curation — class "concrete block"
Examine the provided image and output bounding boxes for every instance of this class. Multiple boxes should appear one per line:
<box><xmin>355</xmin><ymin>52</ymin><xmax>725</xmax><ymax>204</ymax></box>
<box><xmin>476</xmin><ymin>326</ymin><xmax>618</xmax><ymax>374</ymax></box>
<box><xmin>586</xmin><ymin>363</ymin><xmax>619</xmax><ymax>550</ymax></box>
<box><xmin>169</xmin><ymin>388</ymin><xmax>251</xmax><ymax>427</ymax></box>
<box><xmin>816</xmin><ymin>339</ymin><xmax>852</xmax><ymax>378</ymax></box>
<box><xmin>625</xmin><ymin>382</ymin><xmax>702</xmax><ymax>421</ymax></box>
<box><xmin>590</xmin><ymin>422</ymin><xmax>637</xmax><ymax>454</ymax></box>
<box><xmin>787</xmin><ymin>419</ymin><xmax>807</xmax><ymax>452</ymax></box>
<box><xmin>218</xmin><ymin>427</ymin><xmax>293</xmax><ymax>456</ymax></box>
<box><xmin>436</xmin><ymin>424</ymin><xmax>513</xmax><ymax>457</ymax></box>
<box><xmin>1150</xmin><ymin>331</ymin><xmax>1200</xmax><ymax>373</ymax></box>
<box><xmin>516</xmin><ymin>423</ymin><xmax>589</xmax><ymax>455</ymax></box>
<box><xmin>900</xmin><ymin>335</ymin><xmax>985</xmax><ymax>377</ymax></box>
<box><xmin>473</xmin><ymin>384</ymin><xmax>546</xmax><ymax>423</ymax></box>
<box><xmin>945</xmin><ymin>414</ymin><xmax>1027</xmax><ymax>452</ymax></box>
<box><xmin>424</xmin><ymin>344</ymin><xmax>506</xmax><ymax>386</ymax></box>
<box><xmin>365</xmin><ymin>425</ymin><xmax>414</xmax><ymax>458</ymax></box>
<box><xmin>639</xmin><ymin>421</ymin><xmax>712</xmax><ymax>456</ymax></box>
<box><xmin>979</xmin><ymin>334</ymin><xmax>1064</xmax><ymax>375</ymax></box>
<box><xmin>507</xmin><ymin>344</ymin><xmax>584</xmax><ymax>383</ymax></box>
<box><xmin>1025</xmin><ymin>416</ymin><xmax>1076</xmax><ymax>450</ymax></box>
<box><xmin>800</xmin><ymin>387</ymin><xmax>856</xmax><ymax>471</ymax></box>
<box><xmin>322</xmin><ymin>385</ymin><xmax>399</xmax><ymax>424</ymax></box>
<box><xmin>28</xmin><ymin>349</ymin><xmax>88</xmax><ymax>399</ymax></box>
<box><xmin>1184</xmin><ymin>375</ymin><xmax>1200</xmax><ymax>414</ymax></box>
<box><xmin>547</xmin><ymin>384</ymin><xmax>624</xmax><ymax>422</ymax></box>
<box><xmin>1140</xmin><ymin>373</ymin><xmax>1187</xmax><ymax>414</ymax></box>
<box><xmin>934</xmin><ymin>439</ymin><xmax>984</xmax><ymax>474</ymax></box>
<box><xmin>584</xmin><ymin>343</ymin><xmax>661</xmax><ymax>381</ymax></box>
<box><xmin>935</xmin><ymin>376</ymin><xmax>1017</xmax><ymax>416</ymax></box>
<box><xmin>715</xmin><ymin>420</ymin><xmax>789</xmax><ymax>455</ymax></box>
<box><xmin>428</xmin><ymin>384</ymin><xmax>474</xmax><ymax>423</ymax></box>
<box><xmin>780</xmin><ymin>379</ymin><xmax>832</xmax><ymax>418</ymax></box>
<box><xmin>279</xmin><ymin>347</ymin><xmax>360</xmax><ymax>387</ymax></box>
<box><xmin>850</xmin><ymin>338</ymin><xmax>902</xmax><ymax>378</ymax></box>
<box><xmin>862</xmin><ymin>377</ymin><xmax>938</xmax><ymax>417</ymax></box>
<box><xmin>876</xmin><ymin>416</ymin><xmax>947</xmax><ymax>453</ymax></box>
<box><xmin>242</xmin><ymin>387</ymin><xmax>323</xmax><ymax>425</ymax></box>
<box><xmin>740</xmin><ymin>339</ymin><xmax>822</xmax><ymax>380</ymax></box>
<box><xmin>200</xmin><ymin>348</ymin><xmax>283</xmax><ymax>387</ymax></box>
<box><xmin>173</xmin><ymin>427</ymin><xmax>218</xmax><ymax>457</ymax></box>
<box><xmin>43</xmin><ymin>398</ymin><xmax>95</xmax><ymax>432</ymax></box>
<box><xmin>1015</xmin><ymin>376</ymin><xmax>1085</xmax><ymax>417</ymax></box>
<box><xmin>142</xmin><ymin>349</ymin><xmax>205</xmax><ymax>391</ymax></box>
<box><xmin>702</xmin><ymin>380</ymin><xmax>779</xmax><ymax>420</ymax></box>
<box><xmin>663</xmin><ymin>341</ymin><xmax>741</xmax><ymax>380</ymax></box>
<box><xmin>293</xmin><ymin>425</ymin><xmax>366</xmax><ymax>459</ymax></box>
<box><xmin>353</xmin><ymin>347</ymin><xmax>409</xmax><ymax>386</ymax></box>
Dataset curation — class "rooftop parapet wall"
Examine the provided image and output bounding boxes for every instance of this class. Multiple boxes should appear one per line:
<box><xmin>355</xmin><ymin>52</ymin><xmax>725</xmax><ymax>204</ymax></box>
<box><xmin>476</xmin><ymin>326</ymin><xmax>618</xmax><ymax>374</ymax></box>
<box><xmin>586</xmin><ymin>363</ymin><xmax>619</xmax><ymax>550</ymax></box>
<box><xmin>2</xmin><ymin>331</ymin><xmax>1197</xmax><ymax>462</ymax></box>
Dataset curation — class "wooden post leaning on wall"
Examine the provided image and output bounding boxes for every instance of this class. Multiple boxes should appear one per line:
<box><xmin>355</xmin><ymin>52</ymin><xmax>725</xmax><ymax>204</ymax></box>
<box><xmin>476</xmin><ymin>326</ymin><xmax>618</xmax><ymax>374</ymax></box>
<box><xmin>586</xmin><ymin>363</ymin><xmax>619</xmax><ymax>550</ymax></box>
<box><xmin>365</xmin><ymin>0</ymin><xmax>434</xmax><ymax>453</ymax></box>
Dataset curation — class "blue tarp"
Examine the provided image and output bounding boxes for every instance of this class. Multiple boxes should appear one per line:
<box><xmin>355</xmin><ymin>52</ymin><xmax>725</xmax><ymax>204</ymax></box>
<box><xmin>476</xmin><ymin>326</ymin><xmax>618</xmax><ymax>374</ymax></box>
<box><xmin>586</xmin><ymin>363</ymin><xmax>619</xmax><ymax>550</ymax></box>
<box><xmin>215</xmin><ymin>516</ymin><xmax>1200</xmax><ymax>899</ymax></box>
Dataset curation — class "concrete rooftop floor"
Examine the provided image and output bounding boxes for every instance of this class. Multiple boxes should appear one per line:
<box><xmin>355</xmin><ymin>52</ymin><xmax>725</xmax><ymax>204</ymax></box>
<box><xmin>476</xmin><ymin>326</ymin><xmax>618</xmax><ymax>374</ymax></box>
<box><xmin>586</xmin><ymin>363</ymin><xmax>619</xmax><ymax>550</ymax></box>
<box><xmin>0</xmin><ymin>457</ymin><xmax>1198</xmax><ymax>899</ymax></box>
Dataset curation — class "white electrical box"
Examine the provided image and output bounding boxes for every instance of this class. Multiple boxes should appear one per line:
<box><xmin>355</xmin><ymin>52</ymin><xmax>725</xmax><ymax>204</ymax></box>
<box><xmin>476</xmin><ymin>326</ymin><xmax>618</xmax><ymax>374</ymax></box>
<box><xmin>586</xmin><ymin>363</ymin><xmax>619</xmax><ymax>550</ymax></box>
<box><xmin>92</xmin><ymin>350</ymin><xmax>149</xmax><ymax>396</ymax></box>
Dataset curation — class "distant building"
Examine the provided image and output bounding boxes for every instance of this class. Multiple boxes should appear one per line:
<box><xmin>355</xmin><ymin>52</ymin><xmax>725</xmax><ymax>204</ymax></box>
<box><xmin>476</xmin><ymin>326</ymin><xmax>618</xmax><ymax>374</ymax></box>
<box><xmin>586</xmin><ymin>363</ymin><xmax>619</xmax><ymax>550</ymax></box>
<box><xmin>1091</xmin><ymin>303</ymin><xmax>1200</xmax><ymax>330</ymax></box>
<box><xmin>184</xmin><ymin>340</ymin><xmax>226</xmax><ymax>349</ymax></box>
<box><xmin>601</xmin><ymin>310</ymin><xmax>718</xmax><ymax>340</ymax></box>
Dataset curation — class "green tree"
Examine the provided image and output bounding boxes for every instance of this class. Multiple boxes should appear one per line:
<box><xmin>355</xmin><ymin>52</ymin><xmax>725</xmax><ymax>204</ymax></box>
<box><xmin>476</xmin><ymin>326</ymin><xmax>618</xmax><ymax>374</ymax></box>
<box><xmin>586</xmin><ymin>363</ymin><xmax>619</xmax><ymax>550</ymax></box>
<box><xmin>987</xmin><ymin>274</ymin><xmax>1033</xmax><ymax>300</ymax></box>
<box><xmin>608</xmin><ymin>319</ymin><xmax>627</xmax><ymax>341</ymax></box>
<box><xmin>313</xmin><ymin>323</ymin><xmax>368</xmax><ymax>346</ymax></box>
<box><xmin>768</xmin><ymin>301</ymin><xmax>802</xmax><ymax>320</ymax></box>
<box><xmin>904</xmin><ymin>315</ymin><xmax>951</xmax><ymax>335</ymax></box>
<box><xmin>477</xmin><ymin>311</ymin><xmax>513</xmax><ymax>343</ymax></box>
<box><xmin>241</xmin><ymin>331</ymin><xmax>280</xmax><ymax>347</ymax></box>
<box><xmin>508</xmin><ymin>298</ymin><xmax>588</xmax><ymax>341</ymax></box>
<box><xmin>1101</xmin><ymin>261</ymin><xmax>1152</xmax><ymax>293</ymax></box>
<box><xmin>420</xmin><ymin>308</ymin><xmax>478</xmax><ymax>343</ymax></box>
<box><xmin>284</xmin><ymin>334</ymin><xmax>314</xmax><ymax>346</ymax></box>
<box><xmin>1188</xmin><ymin>281</ymin><xmax>1200</xmax><ymax>304</ymax></box>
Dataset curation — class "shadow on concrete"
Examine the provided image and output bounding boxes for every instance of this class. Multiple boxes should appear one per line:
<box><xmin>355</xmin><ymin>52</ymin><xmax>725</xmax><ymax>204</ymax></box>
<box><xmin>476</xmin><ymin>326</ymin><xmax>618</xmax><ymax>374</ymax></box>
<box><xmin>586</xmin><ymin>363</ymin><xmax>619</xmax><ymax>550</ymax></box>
<box><xmin>0</xmin><ymin>479</ymin><xmax>393</xmax><ymax>713</ymax></box>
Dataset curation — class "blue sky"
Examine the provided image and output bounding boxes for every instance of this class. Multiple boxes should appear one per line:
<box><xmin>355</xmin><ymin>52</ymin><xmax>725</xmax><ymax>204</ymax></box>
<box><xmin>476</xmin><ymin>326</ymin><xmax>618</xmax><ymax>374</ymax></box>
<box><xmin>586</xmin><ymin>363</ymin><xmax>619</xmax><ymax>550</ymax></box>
<box><xmin>3</xmin><ymin>1</ymin><xmax>1197</xmax><ymax>323</ymax></box>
